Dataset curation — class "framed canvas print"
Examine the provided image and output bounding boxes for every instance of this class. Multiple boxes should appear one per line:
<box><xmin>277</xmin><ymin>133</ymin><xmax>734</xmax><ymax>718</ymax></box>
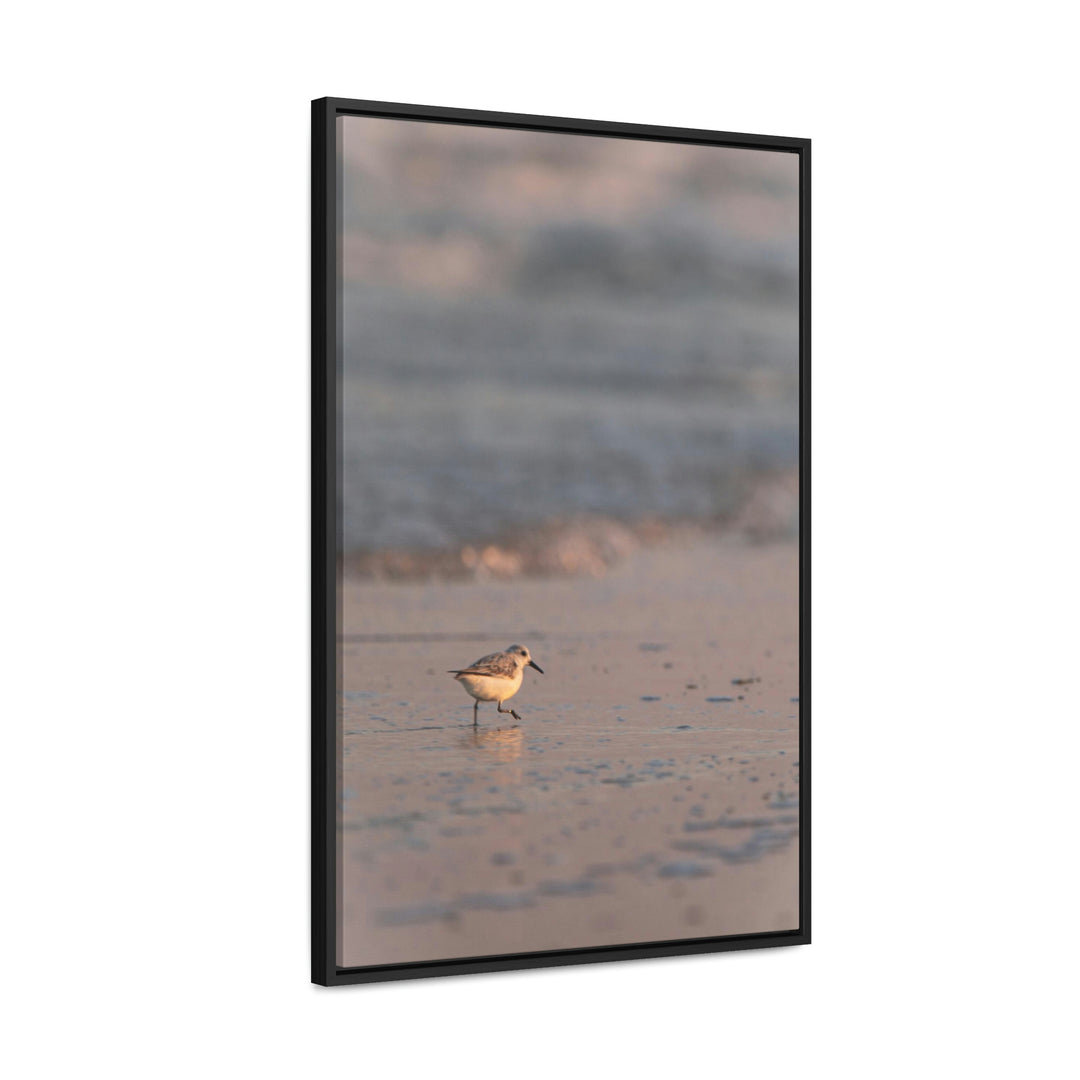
<box><xmin>312</xmin><ymin>97</ymin><xmax>810</xmax><ymax>986</ymax></box>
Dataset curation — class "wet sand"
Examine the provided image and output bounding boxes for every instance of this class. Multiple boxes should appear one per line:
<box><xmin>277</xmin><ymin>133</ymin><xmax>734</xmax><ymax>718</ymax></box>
<box><xmin>338</xmin><ymin>537</ymin><xmax>800</xmax><ymax>968</ymax></box>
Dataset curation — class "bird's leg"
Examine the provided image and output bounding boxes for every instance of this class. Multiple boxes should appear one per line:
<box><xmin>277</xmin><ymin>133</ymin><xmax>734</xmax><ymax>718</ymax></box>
<box><xmin>473</xmin><ymin>700</ymin><xmax>479</xmax><ymax>727</ymax></box>
<box><xmin>497</xmin><ymin>702</ymin><xmax>522</xmax><ymax>721</ymax></box>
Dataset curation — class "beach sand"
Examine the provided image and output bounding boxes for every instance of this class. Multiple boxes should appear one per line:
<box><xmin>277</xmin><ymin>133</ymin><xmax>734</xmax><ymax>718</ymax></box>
<box><xmin>338</xmin><ymin>536</ymin><xmax>800</xmax><ymax>968</ymax></box>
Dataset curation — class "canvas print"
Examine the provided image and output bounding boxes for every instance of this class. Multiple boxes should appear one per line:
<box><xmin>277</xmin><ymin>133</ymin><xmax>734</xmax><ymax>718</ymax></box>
<box><xmin>324</xmin><ymin>105</ymin><xmax>805</xmax><ymax>975</ymax></box>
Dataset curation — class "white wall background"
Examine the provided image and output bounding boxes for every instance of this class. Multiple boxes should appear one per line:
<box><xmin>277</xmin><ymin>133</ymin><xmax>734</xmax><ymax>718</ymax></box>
<box><xmin>3</xmin><ymin>2</ymin><xmax>1077</xmax><ymax>1076</ymax></box>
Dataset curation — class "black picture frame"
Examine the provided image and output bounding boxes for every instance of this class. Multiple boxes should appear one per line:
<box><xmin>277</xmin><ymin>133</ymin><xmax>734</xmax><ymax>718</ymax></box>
<box><xmin>312</xmin><ymin>96</ymin><xmax>810</xmax><ymax>986</ymax></box>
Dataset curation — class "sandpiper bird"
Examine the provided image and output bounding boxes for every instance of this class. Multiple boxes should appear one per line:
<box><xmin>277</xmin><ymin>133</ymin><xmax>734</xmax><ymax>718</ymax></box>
<box><xmin>449</xmin><ymin>644</ymin><xmax>544</xmax><ymax>725</ymax></box>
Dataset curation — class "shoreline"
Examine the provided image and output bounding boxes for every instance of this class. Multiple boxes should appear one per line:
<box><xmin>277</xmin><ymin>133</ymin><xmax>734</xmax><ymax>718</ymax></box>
<box><xmin>341</xmin><ymin>469</ymin><xmax>799</xmax><ymax>583</ymax></box>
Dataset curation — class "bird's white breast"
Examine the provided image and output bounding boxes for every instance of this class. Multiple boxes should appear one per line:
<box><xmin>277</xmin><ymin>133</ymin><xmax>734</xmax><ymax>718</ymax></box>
<box><xmin>456</xmin><ymin>669</ymin><xmax>522</xmax><ymax>702</ymax></box>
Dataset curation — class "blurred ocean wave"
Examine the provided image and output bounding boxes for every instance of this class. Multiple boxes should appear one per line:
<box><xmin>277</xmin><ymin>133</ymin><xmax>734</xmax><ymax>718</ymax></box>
<box><xmin>340</xmin><ymin>283</ymin><xmax>798</xmax><ymax>558</ymax></box>
<box><xmin>345</xmin><ymin>476</ymin><xmax>798</xmax><ymax>582</ymax></box>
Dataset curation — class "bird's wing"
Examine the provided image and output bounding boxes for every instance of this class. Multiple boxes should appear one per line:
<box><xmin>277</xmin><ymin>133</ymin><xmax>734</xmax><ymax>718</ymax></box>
<box><xmin>449</xmin><ymin>651</ymin><xmax>517</xmax><ymax>679</ymax></box>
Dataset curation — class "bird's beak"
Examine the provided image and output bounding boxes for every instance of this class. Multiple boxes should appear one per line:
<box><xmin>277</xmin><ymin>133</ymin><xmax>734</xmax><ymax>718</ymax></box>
<box><xmin>528</xmin><ymin>660</ymin><xmax>544</xmax><ymax>674</ymax></box>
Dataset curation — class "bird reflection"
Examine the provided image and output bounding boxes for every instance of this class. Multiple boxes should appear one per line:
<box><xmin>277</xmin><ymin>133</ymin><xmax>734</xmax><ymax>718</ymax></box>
<box><xmin>464</xmin><ymin>725</ymin><xmax>524</xmax><ymax>763</ymax></box>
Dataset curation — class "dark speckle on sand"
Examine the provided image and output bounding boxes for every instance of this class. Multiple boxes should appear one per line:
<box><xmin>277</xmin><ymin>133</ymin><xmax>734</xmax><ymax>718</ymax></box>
<box><xmin>538</xmin><ymin>879</ymin><xmax>602</xmax><ymax>897</ymax></box>
<box><xmin>673</xmin><ymin>827</ymin><xmax>797</xmax><ymax>864</ymax></box>
<box><xmin>659</xmin><ymin>861</ymin><xmax>713</xmax><ymax>878</ymax></box>
<box><xmin>375</xmin><ymin>902</ymin><xmax>456</xmax><ymax>926</ymax></box>
<box><xmin>459</xmin><ymin>892</ymin><xmax>536</xmax><ymax>911</ymax></box>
